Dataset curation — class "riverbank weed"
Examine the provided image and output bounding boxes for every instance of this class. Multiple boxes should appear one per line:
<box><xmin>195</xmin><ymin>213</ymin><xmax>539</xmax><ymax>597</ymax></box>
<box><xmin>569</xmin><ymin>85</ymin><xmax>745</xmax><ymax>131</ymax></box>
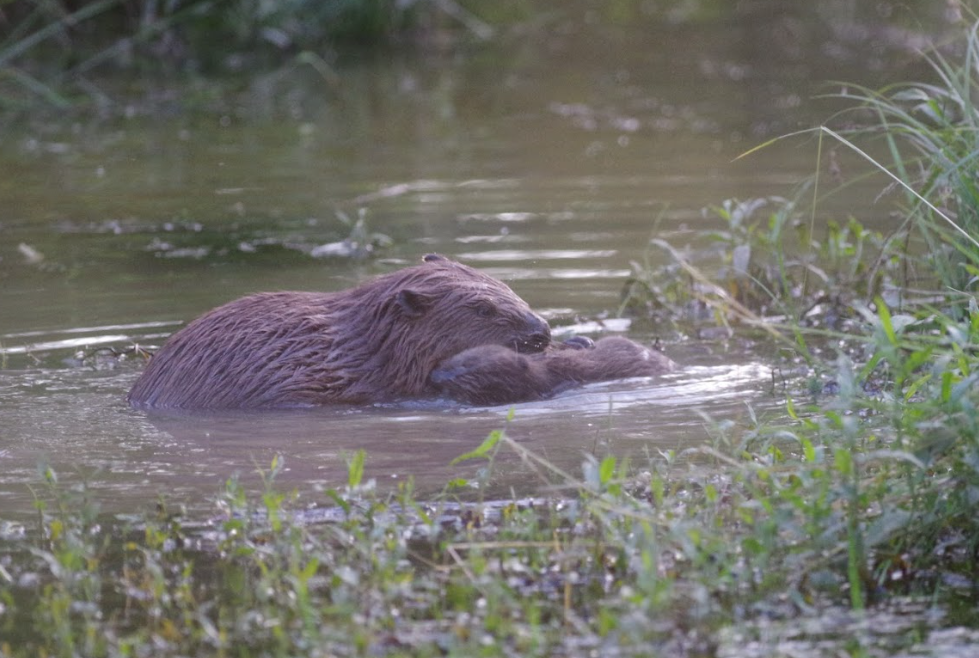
<box><xmin>3</xmin><ymin>405</ymin><xmax>978</xmax><ymax>657</ymax></box>
<box><xmin>621</xmin><ymin>195</ymin><xmax>898</xmax><ymax>342</ymax></box>
<box><xmin>618</xmin><ymin>12</ymin><xmax>979</xmax><ymax>637</ymax></box>
<box><xmin>828</xmin><ymin>19</ymin><xmax>979</xmax><ymax>298</ymax></box>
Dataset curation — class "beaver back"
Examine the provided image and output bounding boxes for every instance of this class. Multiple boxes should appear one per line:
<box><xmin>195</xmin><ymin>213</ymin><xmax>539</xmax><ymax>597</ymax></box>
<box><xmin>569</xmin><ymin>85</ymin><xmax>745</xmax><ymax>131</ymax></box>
<box><xmin>128</xmin><ymin>255</ymin><xmax>550</xmax><ymax>409</ymax></box>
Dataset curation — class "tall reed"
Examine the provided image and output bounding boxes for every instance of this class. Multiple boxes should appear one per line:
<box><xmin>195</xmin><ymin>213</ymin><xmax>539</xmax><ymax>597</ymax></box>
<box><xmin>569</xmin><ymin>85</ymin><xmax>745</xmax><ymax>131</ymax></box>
<box><xmin>830</xmin><ymin>19</ymin><xmax>979</xmax><ymax>297</ymax></box>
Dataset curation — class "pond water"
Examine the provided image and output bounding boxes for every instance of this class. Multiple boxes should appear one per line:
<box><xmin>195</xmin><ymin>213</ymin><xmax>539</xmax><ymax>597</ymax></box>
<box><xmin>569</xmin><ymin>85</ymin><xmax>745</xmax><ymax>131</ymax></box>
<box><xmin>0</xmin><ymin>2</ymin><xmax>956</xmax><ymax>520</ymax></box>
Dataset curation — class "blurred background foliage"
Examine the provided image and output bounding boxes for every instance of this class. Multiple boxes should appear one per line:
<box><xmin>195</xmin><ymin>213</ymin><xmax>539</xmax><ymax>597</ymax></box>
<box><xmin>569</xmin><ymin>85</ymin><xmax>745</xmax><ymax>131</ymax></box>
<box><xmin>0</xmin><ymin>0</ymin><xmax>960</xmax><ymax>82</ymax></box>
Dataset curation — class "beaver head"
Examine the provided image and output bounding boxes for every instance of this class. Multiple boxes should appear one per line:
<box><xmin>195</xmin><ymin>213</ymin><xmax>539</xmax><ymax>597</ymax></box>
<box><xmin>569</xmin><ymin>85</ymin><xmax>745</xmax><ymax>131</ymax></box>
<box><xmin>338</xmin><ymin>254</ymin><xmax>551</xmax><ymax>401</ymax></box>
<box><xmin>398</xmin><ymin>254</ymin><xmax>550</xmax><ymax>355</ymax></box>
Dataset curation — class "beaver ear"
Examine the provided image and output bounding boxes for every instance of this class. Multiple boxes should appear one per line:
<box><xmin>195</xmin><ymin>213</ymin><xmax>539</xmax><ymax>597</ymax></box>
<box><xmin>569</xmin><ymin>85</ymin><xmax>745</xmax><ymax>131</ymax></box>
<box><xmin>422</xmin><ymin>253</ymin><xmax>446</xmax><ymax>263</ymax></box>
<box><xmin>396</xmin><ymin>289</ymin><xmax>431</xmax><ymax>318</ymax></box>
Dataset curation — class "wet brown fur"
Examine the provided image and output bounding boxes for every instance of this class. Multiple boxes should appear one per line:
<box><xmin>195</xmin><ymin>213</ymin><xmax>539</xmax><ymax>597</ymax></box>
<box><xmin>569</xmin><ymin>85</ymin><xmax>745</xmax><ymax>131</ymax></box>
<box><xmin>128</xmin><ymin>255</ymin><xmax>550</xmax><ymax>409</ymax></box>
<box><xmin>430</xmin><ymin>336</ymin><xmax>675</xmax><ymax>406</ymax></box>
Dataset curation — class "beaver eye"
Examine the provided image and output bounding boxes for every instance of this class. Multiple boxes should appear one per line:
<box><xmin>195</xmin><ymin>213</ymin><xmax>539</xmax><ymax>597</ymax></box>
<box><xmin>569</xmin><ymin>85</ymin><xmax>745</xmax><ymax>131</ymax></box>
<box><xmin>476</xmin><ymin>301</ymin><xmax>496</xmax><ymax>318</ymax></box>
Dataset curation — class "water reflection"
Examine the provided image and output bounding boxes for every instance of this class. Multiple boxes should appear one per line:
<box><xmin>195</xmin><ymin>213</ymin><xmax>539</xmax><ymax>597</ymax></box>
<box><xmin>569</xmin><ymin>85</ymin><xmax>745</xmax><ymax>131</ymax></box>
<box><xmin>457</xmin><ymin>249</ymin><xmax>618</xmax><ymax>261</ymax></box>
<box><xmin>0</xmin><ymin>339</ymin><xmax>774</xmax><ymax>521</ymax></box>
<box><xmin>1</xmin><ymin>322</ymin><xmax>180</xmax><ymax>355</ymax></box>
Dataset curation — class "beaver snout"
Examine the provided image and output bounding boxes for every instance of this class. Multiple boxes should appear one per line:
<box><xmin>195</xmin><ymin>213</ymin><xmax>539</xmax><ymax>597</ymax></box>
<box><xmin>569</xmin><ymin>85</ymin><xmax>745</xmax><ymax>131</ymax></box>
<box><xmin>514</xmin><ymin>312</ymin><xmax>550</xmax><ymax>353</ymax></box>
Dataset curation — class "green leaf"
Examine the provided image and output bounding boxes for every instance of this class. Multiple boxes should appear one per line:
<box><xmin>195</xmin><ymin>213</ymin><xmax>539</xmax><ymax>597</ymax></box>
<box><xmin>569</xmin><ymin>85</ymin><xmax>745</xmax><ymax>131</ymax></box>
<box><xmin>802</xmin><ymin>438</ymin><xmax>816</xmax><ymax>463</ymax></box>
<box><xmin>598</xmin><ymin>455</ymin><xmax>616</xmax><ymax>485</ymax></box>
<box><xmin>876</xmin><ymin>297</ymin><xmax>898</xmax><ymax>346</ymax></box>
<box><xmin>300</xmin><ymin>557</ymin><xmax>320</xmax><ymax>580</ymax></box>
<box><xmin>834</xmin><ymin>448</ymin><xmax>853</xmax><ymax>477</ymax></box>
<box><xmin>786</xmin><ymin>395</ymin><xmax>798</xmax><ymax>420</ymax></box>
<box><xmin>890</xmin><ymin>88</ymin><xmax>931</xmax><ymax>102</ymax></box>
<box><xmin>324</xmin><ymin>489</ymin><xmax>351</xmax><ymax>515</ymax></box>
<box><xmin>903</xmin><ymin>372</ymin><xmax>931</xmax><ymax>401</ymax></box>
<box><xmin>347</xmin><ymin>450</ymin><xmax>365</xmax><ymax>488</ymax></box>
<box><xmin>451</xmin><ymin>429</ymin><xmax>503</xmax><ymax>465</ymax></box>
<box><xmin>951</xmin><ymin>372</ymin><xmax>979</xmax><ymax>403</ymax></box>
<box><xmin>941</xmin><ymin>370</ymin><xmax>954</xmax><ymax>403</ymax></box>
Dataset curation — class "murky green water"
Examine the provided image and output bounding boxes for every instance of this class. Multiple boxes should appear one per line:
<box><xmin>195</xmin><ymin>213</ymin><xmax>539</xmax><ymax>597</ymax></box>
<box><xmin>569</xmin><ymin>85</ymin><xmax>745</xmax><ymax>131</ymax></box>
<box><xmin>0</xmin><ymin>3</ymin><xmax>957</xmax><ymax>519</ymax></box>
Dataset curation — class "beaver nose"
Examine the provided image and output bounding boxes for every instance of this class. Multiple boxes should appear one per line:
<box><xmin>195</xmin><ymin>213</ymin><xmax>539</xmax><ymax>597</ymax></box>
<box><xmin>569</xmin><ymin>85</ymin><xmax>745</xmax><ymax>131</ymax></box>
<box><xmin>530</xmin><ymin>312</ymin><xmax>550</xmax><ymax>338</ymax></box>
<box><xmin>516</xmin><ymin>312</ymin><xmax>550</xmax><ymax>353</ymax></box>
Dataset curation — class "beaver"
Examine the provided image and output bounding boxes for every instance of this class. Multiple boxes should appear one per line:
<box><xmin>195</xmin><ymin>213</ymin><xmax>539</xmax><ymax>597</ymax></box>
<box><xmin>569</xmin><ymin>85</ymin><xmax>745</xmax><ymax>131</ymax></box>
<box><xmin>128</xmin><ymin>254</ymin><xmax>551</xmax><ymax>409</ymax></box>
<box><xmin>429</xmin><ymin>336</ymin><xmax>675</xmax><ymax>406</ymax></box>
